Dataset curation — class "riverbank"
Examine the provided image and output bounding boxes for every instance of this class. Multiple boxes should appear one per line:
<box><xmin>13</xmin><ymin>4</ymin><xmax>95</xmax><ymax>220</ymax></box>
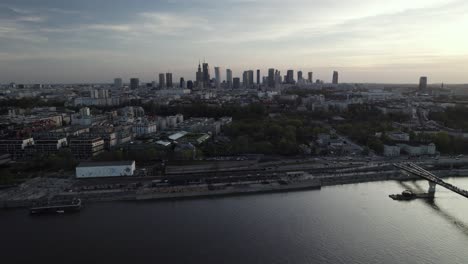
<box><xmin>1</xmin><ymin>168</ymin><xmax>468</xmax><ymax>209</ymax></box>
<box><xmin>134</xmin><ymin>180</ymin><xmax>322</xmax><ymax>202</ymax></box>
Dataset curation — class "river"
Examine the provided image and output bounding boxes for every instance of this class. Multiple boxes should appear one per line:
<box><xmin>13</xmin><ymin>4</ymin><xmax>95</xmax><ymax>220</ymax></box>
<box><xmin>1</xmin><ymin>178</ymin><xmax>468</xmax><ymax>264</ymax></box>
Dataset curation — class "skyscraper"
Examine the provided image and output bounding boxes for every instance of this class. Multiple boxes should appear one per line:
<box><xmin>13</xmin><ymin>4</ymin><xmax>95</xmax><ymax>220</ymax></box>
<box><xmin>298</xmin><ymin>71</ymin><xmax>303</xmax><ymax>82</ymax></box>
<box><xmin>275</xmin><ymin>70</ymin><xmax>282</xmax><ymax>86</ymax></box>
<box><xmin>233</xmin><ymin>78</ymin><xmax>240</xmax><ymax>89</ymax></box>
<box><xmin>180</xmin><ymin>77</ymin><xmax>185</xmax><ymax>88</ymax></box>
<box><xmin>159</xmin><ymin>73</ymin><xmax>165</xmax><ymax>89</ymax></box>
<box><xmin>257</xmin><ymin>69</ymin><xmax>260</xmax><ymax>85</ymax></box>
<box><xmin>114</xmin><ymin>78</ymin><xmax>122</xmax><ymax>89</ymax></box>
<box><xmin>308</xmin><ymin>72</ymin><xmax>313</xmax><ymax>82</ymax></box>
<box><xmin>166</xmin><ymin>73</ymin><xmax>173</xmax><ymax>88</ymax></box>
<box><xmin>332</xmin><ymin>71</ymin><xmax>339</xmax><ymax>85</ymax></box>
<box><xmin>187</xmin><ymin>80</ymin><xmax>194</xmax><ymax>90</ymax></box>
<box><xmin>242</xmin><ymin>71</ymin><xmax>247</xmax><ymax>88</ymax></box>
<box><xmin>226</xmin><ymin>69</ymin><xmax>233</xmax><ymax>88</ymax></box>
<box><xmin>243</xmin><ymin>70</ymin><xmax>254</xmax><ymax>88</ymax></box>
<box><xmin>286</xmin><ymin>70</ymin><xmax>295</xmax><ymax>84</ymax></box>
<box><xmin>268</xmin><ymin>68</ymin><xmax>275</xmax><ymax>88</ymax></box>
<box><xmin>130</xmin><ymin>78</ymin><xmax>139</xmax><ymax>90</ymax></box>
<box><xmin>196</xmin><ymin>62</ymin><xmax>203</xmax><ymax>88</ymax></box>
<box><xmin>202</xmin><ymin>62</ymin><xmax>210</xmax><ymax>87</ymax></box>
<box><xmin>248</xmin><ymin>70</ymin><xmax>254</xmax><ymax>88</ymax></box>
<box><xmin>214</xmin><ymin>67</ymin><xmax>221</xmax><ymax>89</ymax></box>
<box><xmin>419</xmin><ymin>76</ymin><xmax>428</xmax><ymax>90</ymax></box>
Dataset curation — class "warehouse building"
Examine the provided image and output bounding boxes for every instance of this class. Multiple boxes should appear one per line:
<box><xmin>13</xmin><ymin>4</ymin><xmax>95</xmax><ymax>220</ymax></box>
<box><xmin>0</xmin><ymin>138</ymin><xmax>35</xmax><ymax>160</ymax></box>
<box><xmin>34</xmin><ymin>137</ymin><xmax>68</xmax><ymax>155</ymax></box>
<box><xmin>70</xmin><ymin>136</ymin><xmax>105</xmax><ymax>160</ymax></box>
<box><xmin>75</xmin><ymin>160</ymin><xmax>136</xmax><ymax>178</ymax></box>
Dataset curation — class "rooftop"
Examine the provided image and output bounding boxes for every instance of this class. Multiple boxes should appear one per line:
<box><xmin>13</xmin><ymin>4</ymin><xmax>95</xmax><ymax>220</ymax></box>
<box><xmin>77</xmin><ymin>160</ymin><xmax>135</xmax><ymax>168</ymax></box>
<box><xmin>168</xmin><ymin>131</ymin><xmax>188</xmax><ymax>141</ymax></box>
<box><xmin>156</xmin><ymin>140</ymin><xmax>171</xmax><ymax>147</ymax></box>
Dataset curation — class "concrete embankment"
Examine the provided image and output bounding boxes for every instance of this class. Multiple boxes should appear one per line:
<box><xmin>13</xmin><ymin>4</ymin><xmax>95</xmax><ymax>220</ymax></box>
<box><xmin>2</xmin><ymin>168</ymin><xmax>468</xmax><ymax>209</ymax></box>
<box><xmin>49</xmin><ymin>168</ymin><xmax>468</xmax><ymax>203</ymax></box>
<box><xmin>134</xmin><ymin>180</ymin><xmax>322</xmax><ymax>202</ymax></box>
<box><xmin>50</xmin><ymin>180</ymin><xmax>322</xmax><ymax>203</ymax></box>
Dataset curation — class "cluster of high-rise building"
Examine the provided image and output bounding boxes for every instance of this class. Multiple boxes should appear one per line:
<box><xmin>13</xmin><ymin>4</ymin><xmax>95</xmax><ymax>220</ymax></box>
<box><xmin>195</xmin><ymin>61</ymin><xmax>212</xmax><ymax>89</ymax></box>
<box><xmin>112</xmin><ymin>61</ymin><xmax>341</xmax><ymax>91</ymax></box>
<box><xmin>1</xmin><ymin>65</ymin><xmax>457</xmax><ymax>165</ymax></box>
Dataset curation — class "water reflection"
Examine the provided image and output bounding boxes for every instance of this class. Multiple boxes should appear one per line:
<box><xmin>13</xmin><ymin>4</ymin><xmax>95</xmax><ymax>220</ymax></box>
<box><xmin>396</xmin><ymin>180</ymin><xmax>468</xmax><ymax>237</ymax></box>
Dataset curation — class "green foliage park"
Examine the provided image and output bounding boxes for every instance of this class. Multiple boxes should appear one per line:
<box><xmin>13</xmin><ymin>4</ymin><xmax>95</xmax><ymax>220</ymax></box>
<box><xmin>202</xmin><ymin>115</ymin><xmax>329</xmax><ymax>156</ymax></box>
<box><xmin>335</xmin><ymin>104</ymin><xmax>410</xmax><ymax>154</ymax></box>
<box><xmin>429</xmin><ymin>106</ymin><xmax>468</xmax><ymax>132</ymax></box>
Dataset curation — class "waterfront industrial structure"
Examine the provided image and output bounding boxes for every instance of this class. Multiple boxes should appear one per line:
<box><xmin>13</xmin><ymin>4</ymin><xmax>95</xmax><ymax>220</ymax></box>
<box><xmin>75</xmin><ymin>161</ymin><xmax>136</xmax><ymax>178</ymax></box>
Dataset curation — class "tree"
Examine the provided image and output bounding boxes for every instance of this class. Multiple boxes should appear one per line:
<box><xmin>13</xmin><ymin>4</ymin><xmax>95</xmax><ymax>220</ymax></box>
<box><xmin>0</xmin><ymin>168</ymin><xmax>14</xmax><ymax>185</ymax></box>
<box><xmin>278</xmin><ymin>138</ymin><xmax>298</xmax><ymax>155</ymax></box>
<box><xmin>367</xmin><ymin>137</ymin><xmax>384</xmax><ymax>154</ymax></box>
<box><xmin>233</xmin><ymin>136</ymin><xmax>250</xmax><ymax>154</ymax></box>
<box><xmin>433</xmin><ymin>132</ymin><xmax>451</xmax><ymax>153</ymax></box>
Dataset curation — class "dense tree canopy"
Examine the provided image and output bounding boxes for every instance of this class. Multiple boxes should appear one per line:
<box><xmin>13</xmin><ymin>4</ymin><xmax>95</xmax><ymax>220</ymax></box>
<box><xmin>143</xmin><ymin>102</ymin><xmax>266</xmax><ymax>120</ymax></box>
<box><xmin>0</xmin><ymin>98</ymin><xmax>65</xmax><ymax>109</ymax></box>
<box><xmin>202</xmin><ymin>116</ymin><xmax>328</xmax><ymax>156</ymax></box>
<box><xmin>429</xmin><ymin>106</ymin><xmax>468</xmax><ymax>132</ymax></box>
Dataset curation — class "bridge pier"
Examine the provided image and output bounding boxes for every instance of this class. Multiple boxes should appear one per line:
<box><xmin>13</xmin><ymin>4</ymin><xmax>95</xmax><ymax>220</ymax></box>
<box><xmin>428</xmin><ymin>181</ymin><xmax>436</xmax><ymax>197</ymax></box>
<box><xmin>394</xmin><ymin>163</ymin><xmax>468</xmax><ymax>199</ymax></box>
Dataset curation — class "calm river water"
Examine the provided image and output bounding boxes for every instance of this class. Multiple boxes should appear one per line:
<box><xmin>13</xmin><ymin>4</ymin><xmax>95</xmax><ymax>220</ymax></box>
<box><xmin>1</xmin><ymin>178</ymin><xmax>468</xmax><ymax>264</ymax></box>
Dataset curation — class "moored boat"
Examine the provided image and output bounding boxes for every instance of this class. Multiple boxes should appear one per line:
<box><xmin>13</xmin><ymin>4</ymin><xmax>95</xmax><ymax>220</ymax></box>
<box><xmin>29</xmin><ymin>198</ymin><xmax>82</xmax><ymax>215</ymax></box>
<box><xmin>389</xmin><ymin>190</ymin><xmax>416</xmax><ymax>200</ymax></box>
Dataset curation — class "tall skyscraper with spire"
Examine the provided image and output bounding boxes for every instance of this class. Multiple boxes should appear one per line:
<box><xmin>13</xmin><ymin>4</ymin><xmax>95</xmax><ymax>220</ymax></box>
<box><xmin>196</xmin><ymin>62</ymin><xmax>203</xmax><ymax>88</ymax></box>
<box><xmin>202</xmin><ymin>61</ymin><xmax>210</xmax><ymax>87</ymax></box>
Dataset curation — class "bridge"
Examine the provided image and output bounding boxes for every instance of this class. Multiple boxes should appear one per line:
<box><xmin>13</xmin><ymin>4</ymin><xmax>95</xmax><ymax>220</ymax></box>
<box><xmin>393</xmin><ymin>162</ymin><xmax>468</xmax><ymax>199</ymax></box>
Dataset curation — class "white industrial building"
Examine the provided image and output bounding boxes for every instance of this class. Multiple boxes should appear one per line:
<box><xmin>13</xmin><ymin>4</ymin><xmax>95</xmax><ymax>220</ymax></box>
<box><xmin>397</xmin><ymin>143</ymin><xmax>436</xmax><ymax>156</ymax></box>
<box><xmin>384</xmin><ymin>145</ymin><xmax>401</xmax><ymax>157</ymax></box>
<box><xmin>132</xmin><ymin>121</ymin><xmax>157</xmax><ymax>136</ymax></box>
<box><xmin>75</xmin><ymin>161</ymin><xmax>136</xmax><ymax>178</ymax></box>
<box><xmin>166</xmin><ymin>116</ymin><xmax>178</xmax><ymax>128</ymax></box>
<box><xmin>388</xmin><ymin>132</ymin><xmax>410</xmax><ymax>142</ymax></box>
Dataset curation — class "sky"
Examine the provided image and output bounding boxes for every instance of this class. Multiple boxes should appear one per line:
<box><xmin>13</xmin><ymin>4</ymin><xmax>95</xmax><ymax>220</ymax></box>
<box><xmin>0</xmin><ymin>0</ymin><xmax>467</xmax><ymax>84</ymax></box>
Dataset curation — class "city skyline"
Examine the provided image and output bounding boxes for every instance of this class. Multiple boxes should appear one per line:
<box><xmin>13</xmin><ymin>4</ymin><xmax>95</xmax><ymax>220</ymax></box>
<box><xmin>0</xmin><ymin>0</ymin><xmax>467</xmax><ymax>83</ymax></box>
<box><xmin>0</xmin><ymin>65</ymin><xmax>445</xmax><ymax>86</ymax></box>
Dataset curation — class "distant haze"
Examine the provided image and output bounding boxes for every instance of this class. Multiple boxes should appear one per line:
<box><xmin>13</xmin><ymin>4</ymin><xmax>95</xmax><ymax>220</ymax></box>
<box><xmin>0</xmin><ymin>0</ymin><xmax>467</xmax><ymax>84</ymax></box>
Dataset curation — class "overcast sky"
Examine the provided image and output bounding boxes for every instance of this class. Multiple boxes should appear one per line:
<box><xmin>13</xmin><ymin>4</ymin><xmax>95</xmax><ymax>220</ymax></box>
<box><xmin>0</xmin><ymin>0</ymin><xmax>467</xmax><ymax>84</ymax></box>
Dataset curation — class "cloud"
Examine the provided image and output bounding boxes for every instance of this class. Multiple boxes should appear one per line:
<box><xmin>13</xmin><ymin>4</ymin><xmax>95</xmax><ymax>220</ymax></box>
<box><xmin>140</xmin><ymin>12</ymin><xmax>212</xmax><ymax>33</ymax></box>
<box><xmin>35</xmin><ymin>11</ymin><xmax>212</xmax><ymax>38</ymax></box>
<box><xmin>87</xmin><ymin>24</ymin><xmax>132</xmax><ymax>32</ymax></box>
<box><xmin>43</xmin><ymin>7</ymin><xmax>82</xmax><ymax>15</ymax></box>
<box><xmin>0</xmin><ymin>0</ymin><xmax>467</xmax><ymax>83</ymax></box>
<box><xmin>0</xmin><ymin>21</ymin><xmax>48</xmax><ymax>43</ymax></box>
<box><xmin>16</xmin><ymin>16</ymin><xmax>46</xmax><ymax>22</ymax></box>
